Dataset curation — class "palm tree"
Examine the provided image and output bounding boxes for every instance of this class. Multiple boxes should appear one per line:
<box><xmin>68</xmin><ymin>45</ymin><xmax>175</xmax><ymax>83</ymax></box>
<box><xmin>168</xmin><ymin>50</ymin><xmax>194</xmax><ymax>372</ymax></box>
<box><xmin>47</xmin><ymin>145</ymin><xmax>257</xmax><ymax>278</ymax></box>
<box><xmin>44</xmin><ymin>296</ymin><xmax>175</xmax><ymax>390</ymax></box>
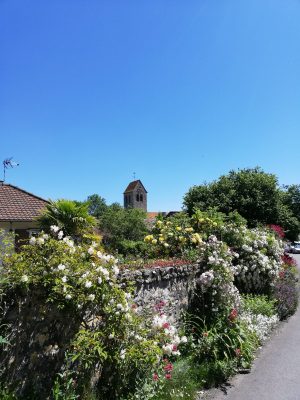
<box><xmin>37</xmin><ymin>199</ymin><xmax>96</xmax><ymax>238</ymax></box>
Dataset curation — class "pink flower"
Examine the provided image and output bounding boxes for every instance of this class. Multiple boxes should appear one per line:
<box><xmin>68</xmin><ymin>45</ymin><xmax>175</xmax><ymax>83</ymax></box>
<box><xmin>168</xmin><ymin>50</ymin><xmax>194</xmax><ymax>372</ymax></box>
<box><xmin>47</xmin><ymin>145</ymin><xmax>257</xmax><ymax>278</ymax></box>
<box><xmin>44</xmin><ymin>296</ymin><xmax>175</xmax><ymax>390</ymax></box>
<box><xmin>165</xmin><ymin>373</ymin><xmax>172</xmax><ymax>380</ymax></box>
<box><xmin>229</xmin><ymin>308</ymin><xmax>238</xmax><ymax>321</ymax></box>
<box><xmin>279</xmin><ymin>271</ymin><xmax>285</xmax><ymax>279</ymax></box>
<box><xmin>153</xmin><ymin>373</ymin><xmax>159</xmax><ymax>381</ymax></box>
<box><xmin>164</xmin><ymin>363</ymin><xmax>173</xmax><ymax>372</ymax></box>
<box><xmin>235</xmin><ymin>348</ymin><xmax>241</xmax><ymax>357</ymax></box>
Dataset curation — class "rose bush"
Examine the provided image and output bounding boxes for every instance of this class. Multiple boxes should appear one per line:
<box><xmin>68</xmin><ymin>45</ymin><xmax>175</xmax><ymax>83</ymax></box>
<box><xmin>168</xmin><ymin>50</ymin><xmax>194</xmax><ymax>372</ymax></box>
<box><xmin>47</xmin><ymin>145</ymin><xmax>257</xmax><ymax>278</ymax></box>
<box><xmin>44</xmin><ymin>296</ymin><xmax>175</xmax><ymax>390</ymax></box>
<box><xmin>0</xmin><ymin>227</ymin><xmax>188</xmax><ymax>399</ymax></box>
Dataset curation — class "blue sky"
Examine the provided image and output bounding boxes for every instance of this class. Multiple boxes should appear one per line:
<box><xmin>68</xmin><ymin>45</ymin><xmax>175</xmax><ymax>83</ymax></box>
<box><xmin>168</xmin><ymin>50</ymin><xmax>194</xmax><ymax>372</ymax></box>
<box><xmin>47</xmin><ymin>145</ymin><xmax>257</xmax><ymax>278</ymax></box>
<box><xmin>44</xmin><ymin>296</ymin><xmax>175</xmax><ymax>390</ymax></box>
<box><xmin>1</xmin><ymin>0</ymin><xmax>300</xmax><ymax>211</ymax></box>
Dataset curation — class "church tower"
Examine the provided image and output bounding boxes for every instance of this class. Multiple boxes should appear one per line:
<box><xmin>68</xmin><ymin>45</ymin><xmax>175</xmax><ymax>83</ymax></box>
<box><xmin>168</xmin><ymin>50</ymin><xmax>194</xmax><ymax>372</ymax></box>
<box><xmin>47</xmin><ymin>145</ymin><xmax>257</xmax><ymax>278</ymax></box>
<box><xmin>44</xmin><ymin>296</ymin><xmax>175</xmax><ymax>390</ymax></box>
<box><xmin>123</xmin><ymin>180</ymin><xmax>147</xmax><ymax>211</ymax></box>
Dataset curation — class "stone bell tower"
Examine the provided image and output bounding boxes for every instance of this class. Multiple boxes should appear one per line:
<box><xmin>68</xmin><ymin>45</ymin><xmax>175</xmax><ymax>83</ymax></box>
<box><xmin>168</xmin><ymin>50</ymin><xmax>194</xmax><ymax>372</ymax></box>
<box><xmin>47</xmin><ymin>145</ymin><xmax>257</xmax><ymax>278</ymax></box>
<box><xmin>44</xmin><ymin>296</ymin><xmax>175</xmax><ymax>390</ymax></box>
<box><xmin>123</xmin><ymin>180</ymin><xmax>147</xmax><ymax>211</ymax></box>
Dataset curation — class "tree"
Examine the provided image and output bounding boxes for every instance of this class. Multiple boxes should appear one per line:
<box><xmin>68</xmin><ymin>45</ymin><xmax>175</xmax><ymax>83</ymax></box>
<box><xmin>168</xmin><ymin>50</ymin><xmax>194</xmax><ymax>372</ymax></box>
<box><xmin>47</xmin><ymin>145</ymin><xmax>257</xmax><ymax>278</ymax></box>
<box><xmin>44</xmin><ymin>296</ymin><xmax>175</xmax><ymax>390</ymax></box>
<box><xmin>184</xmin><ymin>168</ymin><xmax>280</xmax><ymax>225</ymax></box>
<box><xmin>38</xmin><ymin>199</ymin><xmax>96</xmax><ymax>238</ymax></box>
<box><xmin>283</xmin><ymin>185</ymin><xmax>300</xmax><ymax>221</ymax></box>
<box><xmin>183</xmin><ymin>167</ymin><xmax>300</xmax><ymax>239</ymax></box>
<box><xmin>86</xmin><ymin>194</ymin><xmax>107</xmax><ymax>219</ymax></box>
<box><xmin>98</xmin><ymin>204</ymin><xmax>147</xmax><ymax>252</ymax></box>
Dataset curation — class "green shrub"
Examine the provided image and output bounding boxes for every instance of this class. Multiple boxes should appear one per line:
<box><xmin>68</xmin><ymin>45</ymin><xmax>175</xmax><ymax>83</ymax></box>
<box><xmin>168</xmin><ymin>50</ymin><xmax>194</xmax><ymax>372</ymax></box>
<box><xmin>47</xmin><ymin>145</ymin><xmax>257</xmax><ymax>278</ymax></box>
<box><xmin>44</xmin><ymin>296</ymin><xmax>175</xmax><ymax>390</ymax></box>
<box><xmin>153</xmin><ymin>358</ymin><xmax>199</xmax><ymax>400</ymax></box>
<box><xmin>186</xmin><ymin>314</ymin><xmax>259</xmax><ymax>372</ymax></box>
<box><xmin>241</xmin><ymin>294</ymin><xmax>277</xmax><ymax>317</ymax></box>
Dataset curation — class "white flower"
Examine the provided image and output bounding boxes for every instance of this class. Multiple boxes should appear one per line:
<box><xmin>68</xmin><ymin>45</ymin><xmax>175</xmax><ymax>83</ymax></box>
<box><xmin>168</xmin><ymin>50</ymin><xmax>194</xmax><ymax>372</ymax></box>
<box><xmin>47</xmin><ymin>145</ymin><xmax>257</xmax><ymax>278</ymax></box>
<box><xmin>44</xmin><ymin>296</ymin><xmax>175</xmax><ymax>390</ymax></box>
<box><xmin>116</xmin><ymin>303</ymin><xmax>124</xmax><ymax>311</ymax></box>
<box><xmin>97</xmin><ymin>277</ymin><xmax>102</xmax><ymax>284</ymax></box>
<box><xmin>29</xmin><ymin>237</ymin><xmax>36</xmax><ymax>245</ymax></box>
<box><xmin>180</xmin><ymin>336</ymin><xmax>188</xmax><ymax>344</ymax></box>
<box><xmin>88</xmin><ymin>294</ymin><xmax>95</xmax><ymax>301</ymax></box>
<box><xmin>37</xmin><ymin>237</ymin><xmax>45</xmax><ymax>245</ymax></box>
<box><xmin>42</xmin><ymin>234</ymin><xmax>49</xmax><ymax>240</ymax></box>
<box><xmin>109</xmin><ymin>333</ymin><xmax>114</xmax><ymax>339</ymax></box>
<box><xmin>88</xmin><ymin>247</ymin><xmax>94</xmax><ymax>255</ymax></box>
<box><xmin>58</xmin><ymin>231</ymin><xmax>64</xmax><ymax>240</ymax></box>
<box><xmin>152</xmin><ymin>314</ymin><xmax>168</xmax><ymax>329</ymax></box>
<box><xmin>112</xmin><ymin>266</ymin><xmax>119</xmax><ymax>276</ymax></box>
<box><xmin>62</xmin><ymin>276</ymin><xmax>67</xmax><ymax>283</ymax></box>
<box><xmin>65</xmin><ymin>294</ymin><xmax>72</xmax><ymax>300</ymax></box>
<box><xmin>50</xmin><ymin>225</ymin><xmax>60</xmax><ymax>233</ymax></box>
<box><xmin>85</xmin><ymin>280</ymin><xmax>92</xmax><ymax>288</ymax></box>
<box><xmin>120</xmin><ymin>349</ymin><xmax>126</xmax><ymax>360</ymax></box>
<box><xmin>21</xmin><ymin>275</ymin><xmax>29</xmax><ymax>283</ymax></box>
<box><xmin>162</xmin><ymin>344</ymin><xmax>173</xmax><ymax>355</ymax></box>
<box><xmin>57</xmin><ymin>264</ymin><xmax>66</xmax><ymax>271</ymax></box>
<box><xmin>125</xmin><ymin>313</ymin><xmax>132</xmax><ymax>321</ymax></box>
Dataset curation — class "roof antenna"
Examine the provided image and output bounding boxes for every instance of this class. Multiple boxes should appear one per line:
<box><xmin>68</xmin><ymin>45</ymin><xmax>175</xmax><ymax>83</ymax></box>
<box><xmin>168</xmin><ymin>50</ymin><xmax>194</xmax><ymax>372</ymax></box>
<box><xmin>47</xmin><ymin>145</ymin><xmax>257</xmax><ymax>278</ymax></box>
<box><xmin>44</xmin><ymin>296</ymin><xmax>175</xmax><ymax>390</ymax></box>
<box><xmin>3</xmin><ymin>157</ymin><xmax>19</xmax><ymax>182</ymax></box>
<box><xmin>133</xmin><ymin>172</ymin><xmax>136</xmax><ymax>180</ymax></box>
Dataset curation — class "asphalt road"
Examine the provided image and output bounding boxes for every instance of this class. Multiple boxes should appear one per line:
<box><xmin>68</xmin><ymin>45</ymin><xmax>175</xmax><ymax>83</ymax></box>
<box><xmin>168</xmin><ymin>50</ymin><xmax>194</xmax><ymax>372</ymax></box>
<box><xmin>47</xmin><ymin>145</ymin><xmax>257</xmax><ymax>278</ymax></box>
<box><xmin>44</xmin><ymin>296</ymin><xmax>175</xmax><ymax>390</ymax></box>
<box><xmin>205</xmin><ymin>253</ymin><xmax>300</xmax><ymax>400</ymax></box>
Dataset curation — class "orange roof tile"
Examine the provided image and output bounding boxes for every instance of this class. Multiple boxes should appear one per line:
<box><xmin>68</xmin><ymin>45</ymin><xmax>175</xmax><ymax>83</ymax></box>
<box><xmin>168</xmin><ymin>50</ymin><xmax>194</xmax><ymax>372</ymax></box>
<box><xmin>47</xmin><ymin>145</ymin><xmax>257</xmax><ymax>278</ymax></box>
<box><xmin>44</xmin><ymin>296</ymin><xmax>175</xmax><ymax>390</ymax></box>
<box><xmin>0</xmin><ymin>183</ymin><xmax>48</xmax><ymax>221</ymax></box>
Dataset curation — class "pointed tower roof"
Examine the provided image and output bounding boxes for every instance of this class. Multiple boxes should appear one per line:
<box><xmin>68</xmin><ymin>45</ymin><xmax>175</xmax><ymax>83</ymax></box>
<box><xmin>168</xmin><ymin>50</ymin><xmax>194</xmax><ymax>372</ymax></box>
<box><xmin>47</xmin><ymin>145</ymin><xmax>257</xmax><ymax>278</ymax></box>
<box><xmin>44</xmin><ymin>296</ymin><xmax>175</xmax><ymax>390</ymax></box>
<box><xmin>123</xmin><ymin>180</ymin><xmax>148</xmax><ymax>194</ymax></box>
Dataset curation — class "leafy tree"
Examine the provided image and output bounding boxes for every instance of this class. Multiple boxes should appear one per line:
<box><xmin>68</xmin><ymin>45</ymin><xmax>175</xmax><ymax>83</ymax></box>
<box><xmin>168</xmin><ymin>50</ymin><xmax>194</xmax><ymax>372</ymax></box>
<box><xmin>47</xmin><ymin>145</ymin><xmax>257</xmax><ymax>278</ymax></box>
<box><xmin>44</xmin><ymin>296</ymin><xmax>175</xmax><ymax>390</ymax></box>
<box><xmin>184</xmin><ymin>168</ymin><xmax>280</xmax><ymax>225</ymax></box>
<box><xmin>38</xmin><ymin>199</ymin><xmax>96</xmax><ymax>238</ymax></box>
<box><xmin>183</xmin><ymin>167</ymin><xmax>300</xmax><ymax>239</ymax></box>
<box><xmin>283</xmin><ymin>185</ymin><xmax>300</xmax><ymax>221</ymax></box>
<box><xmin>86</xmin><ymin>194</ymin><xmax>108</xmax><ymax>219</ymax></box>
<box><xmin>98</xmin><ymin>204</ymin><xmax>147</xmax><ymax>252</ymax></box>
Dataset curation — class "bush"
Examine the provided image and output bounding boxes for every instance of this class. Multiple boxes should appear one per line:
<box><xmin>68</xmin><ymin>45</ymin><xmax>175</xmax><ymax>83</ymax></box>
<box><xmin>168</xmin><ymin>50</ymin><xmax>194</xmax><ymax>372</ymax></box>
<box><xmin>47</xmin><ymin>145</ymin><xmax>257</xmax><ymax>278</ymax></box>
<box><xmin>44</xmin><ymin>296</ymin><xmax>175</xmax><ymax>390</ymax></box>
<box><xmin>273</xmin><ymin>267</ymin><xmax>299</xmax><ymax>319</ymax></box>
<box><xmin>0</xmin><ymin>229</ymin><xmax>187</xmax><ymax>399</ymax></box>
<box><xmin>99</xmin><ymin>205</ymin><xmax>148</xmax><ymax>253</ymax></box>
<box><xmin>241</xmin><ymin>294</ymin><xmax>277</xmax><ymax>317</ymax></box>
<box><xmin>186</xmin><ymin>313</ymin><xmax>259</xmax><ymax>377</ymax></box>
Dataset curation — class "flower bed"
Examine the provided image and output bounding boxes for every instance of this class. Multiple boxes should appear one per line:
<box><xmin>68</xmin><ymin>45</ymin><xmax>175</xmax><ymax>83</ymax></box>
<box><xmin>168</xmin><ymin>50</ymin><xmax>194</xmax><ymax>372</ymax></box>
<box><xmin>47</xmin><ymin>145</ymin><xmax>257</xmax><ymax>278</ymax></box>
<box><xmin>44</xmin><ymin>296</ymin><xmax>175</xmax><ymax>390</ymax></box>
<box><xmin>0</xmin><ymin>213</ymin><xmax>298</xmax><ymax>400</ymax></box>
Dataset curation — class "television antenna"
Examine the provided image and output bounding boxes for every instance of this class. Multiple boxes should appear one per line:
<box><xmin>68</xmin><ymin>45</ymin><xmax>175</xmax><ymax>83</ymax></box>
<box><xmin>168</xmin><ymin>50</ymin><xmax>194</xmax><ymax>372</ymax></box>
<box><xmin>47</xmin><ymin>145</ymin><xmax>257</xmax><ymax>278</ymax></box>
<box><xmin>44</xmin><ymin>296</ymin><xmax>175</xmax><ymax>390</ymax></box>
<box><xmin>3</xmin><ymin>157</ymin><xmax>19</xmax><ymax>182</ymax></box>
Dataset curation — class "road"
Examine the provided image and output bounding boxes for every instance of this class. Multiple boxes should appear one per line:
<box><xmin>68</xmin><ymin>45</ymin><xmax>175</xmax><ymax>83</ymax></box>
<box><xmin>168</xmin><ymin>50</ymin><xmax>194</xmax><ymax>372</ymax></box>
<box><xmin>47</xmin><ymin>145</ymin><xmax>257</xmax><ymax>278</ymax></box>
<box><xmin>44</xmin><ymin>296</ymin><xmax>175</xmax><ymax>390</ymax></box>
<box><xmin>206</xmin><ymin>253</ymin><xmax>300</xmax><ymax>400</ymax></box>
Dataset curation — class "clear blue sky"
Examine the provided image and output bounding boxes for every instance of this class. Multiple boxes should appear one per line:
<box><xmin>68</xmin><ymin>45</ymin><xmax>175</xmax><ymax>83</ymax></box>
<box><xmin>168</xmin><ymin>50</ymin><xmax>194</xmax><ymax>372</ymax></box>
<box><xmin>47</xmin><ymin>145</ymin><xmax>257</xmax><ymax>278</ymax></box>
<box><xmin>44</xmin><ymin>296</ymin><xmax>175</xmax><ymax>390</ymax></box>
<box><xmin>1</xmin><ymin>0</ymin><xmax>300</xmax><ymax>211</ymax></box>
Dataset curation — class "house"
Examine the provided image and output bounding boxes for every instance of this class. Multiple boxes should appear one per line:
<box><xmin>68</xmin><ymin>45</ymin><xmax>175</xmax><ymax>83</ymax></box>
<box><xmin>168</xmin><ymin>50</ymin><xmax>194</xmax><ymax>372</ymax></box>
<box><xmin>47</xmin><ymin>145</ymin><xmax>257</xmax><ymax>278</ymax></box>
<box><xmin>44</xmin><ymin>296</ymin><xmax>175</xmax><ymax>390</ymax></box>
<box><xmin>0</xmin><ymin>181</ymin><xmax>48</xmax><ymax>248</ymax></box>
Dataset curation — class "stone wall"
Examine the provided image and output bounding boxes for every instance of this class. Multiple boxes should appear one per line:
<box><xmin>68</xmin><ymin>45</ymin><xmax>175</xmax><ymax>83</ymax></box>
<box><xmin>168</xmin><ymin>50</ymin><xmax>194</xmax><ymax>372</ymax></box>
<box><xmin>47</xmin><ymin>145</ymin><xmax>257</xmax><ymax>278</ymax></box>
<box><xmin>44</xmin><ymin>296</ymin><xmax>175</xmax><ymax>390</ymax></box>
<box><xmin>120</xmin><ymin>263</ymin><xmax>202</xmax><ymax>325</ymax></box>
<box><xmin>0</xmin><ymin>263</ymin><xmax>202</xmax><ymax>398</ymax></box>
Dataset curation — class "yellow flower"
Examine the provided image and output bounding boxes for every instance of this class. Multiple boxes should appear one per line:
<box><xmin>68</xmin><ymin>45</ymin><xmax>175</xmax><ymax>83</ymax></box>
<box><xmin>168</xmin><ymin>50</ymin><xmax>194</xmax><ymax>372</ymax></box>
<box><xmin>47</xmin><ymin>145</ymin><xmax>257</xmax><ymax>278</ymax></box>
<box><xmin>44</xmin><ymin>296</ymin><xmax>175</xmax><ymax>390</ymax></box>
<box><xmin>192</xmin><ymin>233</ymin><xmax>202</xmax><ymax>244</ymax></box>
<box><xmin>159</xmin><ymin>236</ymin><xmax>165</xmax><ymax>242</ymax></box>
<box><xmin>176</xmin><ymin>226</ymin><xmax>182</xmax><ymax>231</ymax></box>
<box><xmin>185</xmin><ymin>227</ymin><xmax>194</xmax><ymax>232</ymax></box>
<box><xmin>156</xmin><ymin>220</ymin><xmax>163</xmax><ymax>227</ymax></box>
<box><xmin>144</xmin><ymin>235</ymin><xmax>154</xmax><ymax>242</ymax></box>
<box><xmin>152</xmin><ymin>239</ymin><xmax>158</xmax><ymax>244</ymax></box>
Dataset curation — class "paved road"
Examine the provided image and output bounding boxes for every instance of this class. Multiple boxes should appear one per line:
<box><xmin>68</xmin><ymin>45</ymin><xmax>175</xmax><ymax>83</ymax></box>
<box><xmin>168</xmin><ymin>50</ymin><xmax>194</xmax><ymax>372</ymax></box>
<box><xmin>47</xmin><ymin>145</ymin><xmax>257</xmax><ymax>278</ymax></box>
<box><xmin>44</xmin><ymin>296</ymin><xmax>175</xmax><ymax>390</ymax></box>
<box><xmin>206</xmin><ymin>254</ymin><xmax>300</xmax><ymax>400</ymax></box>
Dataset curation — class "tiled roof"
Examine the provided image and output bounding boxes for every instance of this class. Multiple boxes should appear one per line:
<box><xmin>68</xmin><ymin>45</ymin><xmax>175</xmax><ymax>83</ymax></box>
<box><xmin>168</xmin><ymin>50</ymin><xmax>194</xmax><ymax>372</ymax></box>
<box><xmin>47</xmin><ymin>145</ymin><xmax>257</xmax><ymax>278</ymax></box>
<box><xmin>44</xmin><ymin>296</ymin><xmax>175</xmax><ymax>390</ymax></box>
<box><xmin>147</xmin><ymin>212</ymin><xmax>160</xmax><ymax>219</ymax></box>
<box><xmin>0</xmin><ymin>183</ymin><xmax>48</xmax><ymax>221</ymax></box>
<box><xmin>124</xmin><ymin>180</ymin><xmax>148</xmax><ymax>194</ymax></box>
